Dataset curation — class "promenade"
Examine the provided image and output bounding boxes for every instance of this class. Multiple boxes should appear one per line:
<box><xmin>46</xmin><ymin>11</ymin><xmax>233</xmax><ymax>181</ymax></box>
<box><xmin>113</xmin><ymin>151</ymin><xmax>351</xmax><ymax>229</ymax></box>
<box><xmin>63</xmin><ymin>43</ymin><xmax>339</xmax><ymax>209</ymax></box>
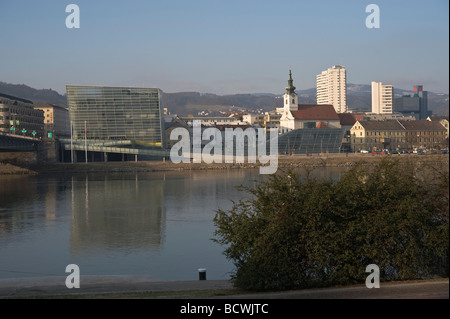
<box><xmin>0</xmin><ymin>276</ymin><xmax>447</xmax><ymax>299</ymax></box>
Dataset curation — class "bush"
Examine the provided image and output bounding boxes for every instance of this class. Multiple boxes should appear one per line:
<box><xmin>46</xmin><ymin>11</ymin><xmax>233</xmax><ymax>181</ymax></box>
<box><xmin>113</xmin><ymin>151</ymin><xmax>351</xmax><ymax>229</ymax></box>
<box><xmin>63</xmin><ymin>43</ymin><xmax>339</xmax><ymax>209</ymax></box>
<box><xmin>213</xmin><ymin>158</ymin><xmax>449</xmax><ymax>291</ymax></box>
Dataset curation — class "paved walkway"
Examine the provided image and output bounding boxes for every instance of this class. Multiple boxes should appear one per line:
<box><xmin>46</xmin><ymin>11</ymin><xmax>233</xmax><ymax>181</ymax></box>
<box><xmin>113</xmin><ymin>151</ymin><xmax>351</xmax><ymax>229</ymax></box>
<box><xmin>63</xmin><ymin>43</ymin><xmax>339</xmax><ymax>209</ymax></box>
<box><xmin>0</xmin><ymin>276</ymin><xmax>447</xmax><ymax>299</ymax></box>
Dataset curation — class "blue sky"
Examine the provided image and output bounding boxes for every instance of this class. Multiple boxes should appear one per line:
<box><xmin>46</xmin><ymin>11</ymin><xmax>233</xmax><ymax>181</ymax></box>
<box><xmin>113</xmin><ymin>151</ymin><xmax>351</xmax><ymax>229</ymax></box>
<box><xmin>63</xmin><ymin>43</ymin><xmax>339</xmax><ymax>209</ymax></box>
<box><xmin>0</xmin><ymin>0</ymin><xmax>448</xmax><ymax>95</ymax></box>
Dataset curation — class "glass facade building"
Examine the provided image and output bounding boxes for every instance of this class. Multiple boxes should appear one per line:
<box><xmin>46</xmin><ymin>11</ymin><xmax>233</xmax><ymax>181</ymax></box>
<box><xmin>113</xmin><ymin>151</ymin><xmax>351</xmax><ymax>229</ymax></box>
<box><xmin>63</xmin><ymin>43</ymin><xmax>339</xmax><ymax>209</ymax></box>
<box><xmin>278</xmin><ymin>128</ymin><xmax>344</xmax><ymax>154</ymax></box>
<box><xmin>66</xmin><ymin>85</ymin><xmax>163</xmax><ymax>147</ymax></box>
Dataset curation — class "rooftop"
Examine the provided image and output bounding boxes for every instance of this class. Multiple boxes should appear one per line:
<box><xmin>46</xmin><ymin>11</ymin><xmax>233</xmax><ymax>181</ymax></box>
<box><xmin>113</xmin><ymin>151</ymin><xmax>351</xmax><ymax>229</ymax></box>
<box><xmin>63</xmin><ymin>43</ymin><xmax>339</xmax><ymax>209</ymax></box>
<box><xmin>291</xmin><ymin>104</ymin><xmax>340</xmax><ymax>121</ymax></box>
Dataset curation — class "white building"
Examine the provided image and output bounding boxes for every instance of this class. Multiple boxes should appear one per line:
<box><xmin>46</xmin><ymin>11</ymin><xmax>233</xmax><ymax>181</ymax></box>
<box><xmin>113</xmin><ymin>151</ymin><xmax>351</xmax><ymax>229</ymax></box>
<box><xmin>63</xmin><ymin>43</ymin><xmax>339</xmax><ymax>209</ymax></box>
<box><xmin>316</xmin><ymin>65</ymin><xmax>348</xmax><ymax>113</ymax></box>
<box><xmin>279</xmin><ymin>70</ymin><xmax>341</xmax><ymax>134</ymax></box>
<box><xmin>371</xmin><ymin>81</ymin><xmax>393</xmax><ymax>114</ymax></box>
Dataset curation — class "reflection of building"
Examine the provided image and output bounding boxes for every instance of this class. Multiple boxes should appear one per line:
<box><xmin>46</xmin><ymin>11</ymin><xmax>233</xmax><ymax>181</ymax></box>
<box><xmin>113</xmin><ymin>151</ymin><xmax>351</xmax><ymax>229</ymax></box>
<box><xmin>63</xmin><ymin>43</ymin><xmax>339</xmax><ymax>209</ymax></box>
<box><xmin>34</xmin><ymin>103</ymin><xmax>70</xmax><ymax>138</ymax></box>
<box><xmin>316</xmin><ymin>65</ymin><xmax>348</xmax><ymax>113</ymax></box>
<box><xmin>66</xmin><ymin>85</ymin><xmax>164</xmax><ymax>145</ymax></box>
<box><xmin>0</xmin><ymin>93</ymin><xmax>44</xmax><ymax>138</ymax></box>
<box><xmin>70</xmin><ymin>175</ymin><xmax>165</xmax><ymax>254</ymax></box>
<box><xmin>371</xmin><ymin>81</ymin><xmax>393</xmax><ymax>114</ymax></box>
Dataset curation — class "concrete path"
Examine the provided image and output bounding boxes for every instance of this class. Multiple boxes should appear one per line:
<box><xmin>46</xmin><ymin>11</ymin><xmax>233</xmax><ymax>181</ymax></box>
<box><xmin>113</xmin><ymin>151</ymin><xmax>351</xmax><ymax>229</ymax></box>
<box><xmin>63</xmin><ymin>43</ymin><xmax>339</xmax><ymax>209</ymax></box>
<box><xmin>0</xmin><ymin>275</ymin><xmax>447</xmax><ymax>299</ymax></box>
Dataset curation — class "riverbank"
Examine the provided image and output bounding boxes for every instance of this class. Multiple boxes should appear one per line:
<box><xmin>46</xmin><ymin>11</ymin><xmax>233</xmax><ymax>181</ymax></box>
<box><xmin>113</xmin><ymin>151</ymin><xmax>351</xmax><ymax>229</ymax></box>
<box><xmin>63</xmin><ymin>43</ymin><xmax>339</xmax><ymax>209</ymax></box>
<box><xmin>1</xmin><ymin>154</ymin><xmax>448</xmax><ymax>175</ymax></box>
<box><xmin>0</xmin><ymin>275</ymin><xmax>447</xmax><ymax>299</ymax></box>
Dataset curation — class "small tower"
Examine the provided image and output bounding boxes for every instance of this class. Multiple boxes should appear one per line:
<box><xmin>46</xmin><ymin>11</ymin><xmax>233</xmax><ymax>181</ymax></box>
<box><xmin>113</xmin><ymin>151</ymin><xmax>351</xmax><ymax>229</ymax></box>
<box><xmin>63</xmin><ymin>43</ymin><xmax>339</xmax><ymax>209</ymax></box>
<box><xmin>284</xmin><ymin>69</ymin><xmax>298</xmax><ymax>112</ymax></box>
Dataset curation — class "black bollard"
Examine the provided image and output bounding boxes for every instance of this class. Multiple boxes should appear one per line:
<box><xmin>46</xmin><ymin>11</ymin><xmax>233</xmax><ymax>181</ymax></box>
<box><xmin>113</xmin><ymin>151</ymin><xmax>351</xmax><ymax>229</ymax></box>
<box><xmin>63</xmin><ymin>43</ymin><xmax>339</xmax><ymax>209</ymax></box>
<box><xmin>198</xmin><ymin>268</ymin><xmax>207</xmax><ymax>280</ymax></box>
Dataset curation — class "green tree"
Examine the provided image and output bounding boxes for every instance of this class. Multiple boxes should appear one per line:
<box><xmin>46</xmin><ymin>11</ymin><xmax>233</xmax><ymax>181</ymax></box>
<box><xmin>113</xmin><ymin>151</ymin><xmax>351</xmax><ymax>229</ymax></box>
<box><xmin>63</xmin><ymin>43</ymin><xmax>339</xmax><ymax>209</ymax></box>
<box><xmin>213</xmin><ymin>158</ymin><xmax>449</xmax><ymax>291</ymax></box>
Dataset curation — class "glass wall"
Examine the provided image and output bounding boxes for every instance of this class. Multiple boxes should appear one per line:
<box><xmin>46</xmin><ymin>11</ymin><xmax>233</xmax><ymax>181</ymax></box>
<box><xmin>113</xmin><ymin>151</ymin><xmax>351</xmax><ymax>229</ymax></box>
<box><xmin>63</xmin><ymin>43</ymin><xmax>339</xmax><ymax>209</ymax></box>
<box><xmin>66</xmin><ymin>86</ymin><xmax>163</xmax><ymax>147</ymax></box>
<box><xmin>278</xmin><ymin>128</ymin><xmax>344</xmax><ymax>154</ymax></box>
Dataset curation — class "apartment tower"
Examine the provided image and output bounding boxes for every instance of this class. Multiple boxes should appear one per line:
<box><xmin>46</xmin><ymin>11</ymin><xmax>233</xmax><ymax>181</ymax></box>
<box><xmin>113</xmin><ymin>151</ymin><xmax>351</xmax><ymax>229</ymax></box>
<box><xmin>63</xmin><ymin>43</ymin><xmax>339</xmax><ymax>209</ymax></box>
<box><xmin>316</xmin><ymin>65</ymin><xmax>348</xmax><ymax>113</ymax></box>
<box><xmin>371</xmin><ymin>81</ymin><xmax>393</xmax><ymax>114</ymax></box>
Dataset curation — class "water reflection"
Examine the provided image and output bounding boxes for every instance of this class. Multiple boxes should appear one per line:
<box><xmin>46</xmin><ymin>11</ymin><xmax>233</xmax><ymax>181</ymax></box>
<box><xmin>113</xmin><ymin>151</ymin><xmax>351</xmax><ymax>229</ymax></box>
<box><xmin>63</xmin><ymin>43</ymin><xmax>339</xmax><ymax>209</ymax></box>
<box><xmin>69</xmin><ymin>174</ymin><xmax>165</xmax><ymax>255</ymax></box>
<box><xmin>0</xmin><ymin>167</ymin><xmax>347</xmax><ymax>280</ymax></box>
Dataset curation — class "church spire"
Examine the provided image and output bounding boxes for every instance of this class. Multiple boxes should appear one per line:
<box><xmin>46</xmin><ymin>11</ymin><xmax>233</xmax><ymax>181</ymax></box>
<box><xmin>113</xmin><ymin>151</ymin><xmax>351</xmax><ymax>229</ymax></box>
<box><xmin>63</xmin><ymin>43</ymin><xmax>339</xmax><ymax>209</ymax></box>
<box><xmin>285</xmin><ymin>68</ymin><xmax>296</xmax><ymax>95</ymax></box>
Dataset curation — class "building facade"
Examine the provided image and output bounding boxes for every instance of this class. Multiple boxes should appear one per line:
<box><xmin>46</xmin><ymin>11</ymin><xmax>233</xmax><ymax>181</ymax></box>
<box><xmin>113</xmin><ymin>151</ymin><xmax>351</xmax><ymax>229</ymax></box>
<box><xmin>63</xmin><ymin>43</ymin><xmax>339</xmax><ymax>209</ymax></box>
<box><xmin>34</xmin><ymin>103</ymin><xmax>70</xmax><ymax>138</ymax></box>
<box><xmin>427</xmin><ymin>115</ymin><xmax>449</xmax><ymax>139</ymax></box>
<box><xmin>316</xmin><ymin>65</ymin><xmax>348</xmax><ymax>113</ymax></box>
<box><xmin>0</xmin><ymin>93</ymin><xmax>44</xmax><ymax>138</ymax></box>
<box><xmin>393</xmin><ymin>85</ymin><xmax>430</xmax><ymax>120</ymax></box>
<box><xmin>180</xmin><ymin>116</ymin><xmax>241</xmax><ymax>127</ymax></box>
<box><xmin>66</xmin><ymin>85</ymin><xmax>164</xmax><ymax>147</ymax></box>
<box><xmin>280</xmin><ymin>70</ymin><xmax>341</xmax><ymax>134</ymax></box>
<box><xmin>350</xmin><ymin>119</ymin><xmax>447</xmax><ymax>151</ymax></box>
<box><xmin>371</xmin><ymin>81</ymin><xmax>393</xmax><ymax>114</ymax></box>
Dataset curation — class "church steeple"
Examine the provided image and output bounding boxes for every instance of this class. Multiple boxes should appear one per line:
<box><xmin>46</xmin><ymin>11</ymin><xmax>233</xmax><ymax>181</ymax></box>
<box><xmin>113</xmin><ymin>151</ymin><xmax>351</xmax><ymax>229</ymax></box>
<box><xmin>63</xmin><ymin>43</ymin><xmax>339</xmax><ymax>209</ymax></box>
<box><xmin>283</xmin><ymin>68</ymin><xmax>298</xmax><ymax>112</ymax></box>
<box><xmin>285</xmin><ymin>69</ymin><xmax>296</xmax><ymax>95</ymax></box>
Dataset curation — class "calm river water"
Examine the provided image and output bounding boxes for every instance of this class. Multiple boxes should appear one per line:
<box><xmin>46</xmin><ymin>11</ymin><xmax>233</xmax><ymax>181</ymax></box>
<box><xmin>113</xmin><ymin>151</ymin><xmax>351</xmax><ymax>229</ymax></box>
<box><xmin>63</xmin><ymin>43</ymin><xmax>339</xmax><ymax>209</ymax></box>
<box><xmin>0</xmin><ymin>168</ymin><xmax>344</xmax><ymax>281</ymax></box>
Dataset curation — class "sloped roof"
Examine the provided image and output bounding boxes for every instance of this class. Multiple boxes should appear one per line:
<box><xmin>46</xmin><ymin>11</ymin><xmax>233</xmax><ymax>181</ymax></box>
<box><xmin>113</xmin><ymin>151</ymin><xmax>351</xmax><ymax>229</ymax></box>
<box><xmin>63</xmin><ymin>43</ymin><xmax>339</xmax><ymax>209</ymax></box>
<box><xmin>399</xmin><ymin>120</ymin><xmax>447</xmax><ymax>131</ymax></box>
<box><xmin>337</xmin><ymin>113</ymin><xmax>358</xmax><ymax>126</ymax></box>
<box><xmin>291</xmin><ymin>104</ymin><xmax>339</xmax><ymax>121</ymax></box>
<box><xmin>358</xmin><ymin>120</ymin><xmax>405</xmax><ymax>130</ymax></box>
<box><xmin>428</xmin><ymin>115</ymin><xmax>449</xmax><ymax>122</ymax></box>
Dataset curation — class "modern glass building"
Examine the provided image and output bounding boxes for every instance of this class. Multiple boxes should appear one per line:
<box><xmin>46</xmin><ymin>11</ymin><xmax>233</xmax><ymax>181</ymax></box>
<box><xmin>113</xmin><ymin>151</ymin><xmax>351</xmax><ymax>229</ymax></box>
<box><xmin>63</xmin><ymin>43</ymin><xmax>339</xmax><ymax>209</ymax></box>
<box><xmin>66</xmin><ymin>85</ymin><xmax>164</xmax><ymax>147</ymax></box>
<box><xmin>278</xmin><ymin>128</ymin><xmax>344</xmax><ymax>155</ymax></box>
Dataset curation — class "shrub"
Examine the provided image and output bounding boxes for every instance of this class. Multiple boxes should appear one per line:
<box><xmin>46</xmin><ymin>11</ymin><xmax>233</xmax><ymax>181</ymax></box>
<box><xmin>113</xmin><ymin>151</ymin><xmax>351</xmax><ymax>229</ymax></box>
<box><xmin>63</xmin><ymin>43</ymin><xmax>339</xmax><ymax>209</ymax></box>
<box><xmin>213</xmin><ymin>158</ymin><xmax>449</xmax><ymax>291</ymax></box>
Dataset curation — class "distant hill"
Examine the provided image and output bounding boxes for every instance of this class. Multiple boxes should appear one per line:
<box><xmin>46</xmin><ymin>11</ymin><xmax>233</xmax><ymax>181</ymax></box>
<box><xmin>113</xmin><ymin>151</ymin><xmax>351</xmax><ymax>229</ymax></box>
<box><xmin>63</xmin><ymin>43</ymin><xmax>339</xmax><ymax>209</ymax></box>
<box><xmin>0</xmin><ymin>81</ymin><xmax>448</xmax><ymax>116</ymax></box>
<box><xmin>0</xmin><ymin>81</ymin><xmax>68</xmax><ymax>107</ymax></box>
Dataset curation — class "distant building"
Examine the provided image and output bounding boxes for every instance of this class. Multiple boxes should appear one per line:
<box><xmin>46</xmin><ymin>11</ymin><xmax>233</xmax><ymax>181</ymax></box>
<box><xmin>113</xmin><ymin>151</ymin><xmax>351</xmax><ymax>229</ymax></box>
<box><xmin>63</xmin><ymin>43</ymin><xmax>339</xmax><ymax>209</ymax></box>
<box><xmin>363</xmin><ymin>113</ymin><xmax>416</xmax><ymax>121</ymax></box>
<box><xmin>338</xmin><ymin>113</ymin><xmax>364</xmax><ymax>151</ymax></box>
<box><xmin>180</xmin><ymin>116</ymin><xmax>241</xmax><ymax>127</ymax></box>
<box><xmin>371</xmin><ymin>81</ymin><xmax>393</xmax><ymax>114</ymax></box>
<box><xmin>280</xmin><ymin>70</ymin><xmax>341</xmax><ymax>134</ymax></box>
<box><xmin>350</xmin><ymin>119</ymin><xmax>447</xmax><ymax>151</ymax></box>
<box><xmin>164</xmin><ymin>119</ymin><xmax>189</xmax><ymax>150</ymax></box>
<box><xmin>34</xmin><ymin>103</ymin><xmax>70</xmax><ymax>138</ymax></box>
<box><xmin>0</xmin><ymin>93</ymin><xmax>44</xmax><ymax>138</ymax></box>
<box><xmin>393</xmin><ymin>85</ymin><xmax>430</xmax><ymax>120</ymax></box>
<box><xmin>427</xmin><ymin>115</ymin><xmax>449</xmax><ymax>139</ymax></box>
<box><xmin>401</xmin><ymin>120</ymin><xmax>447</xmax><ymax>149</ymax></box>
<box><xmin>66</xmin><ymin>85</ymin><xmax>164</xmax><ymax>147</ymax></box>
<box><xmin>242</xmin><ymin>114</ymin><xmax>265</xmax><ymax>127</ymax></box>
<box><xmin>316</xmin><ymin>65</ymin><xmax>348</xmax><ymax>113</ymax></box>
<box><xmin>263</xmin><ymin>111</ymin><xmax>281</xmax><ymax>132</ymax></box>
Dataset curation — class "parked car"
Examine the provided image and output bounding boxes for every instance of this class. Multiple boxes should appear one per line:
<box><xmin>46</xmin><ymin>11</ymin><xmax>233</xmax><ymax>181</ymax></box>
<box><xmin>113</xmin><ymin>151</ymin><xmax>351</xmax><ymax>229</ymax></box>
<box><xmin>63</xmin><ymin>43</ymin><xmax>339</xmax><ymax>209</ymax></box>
<box><xmin>360</xmin><ymin>150</ymin><xmax>369</xmax><ymax>154</ymax></box>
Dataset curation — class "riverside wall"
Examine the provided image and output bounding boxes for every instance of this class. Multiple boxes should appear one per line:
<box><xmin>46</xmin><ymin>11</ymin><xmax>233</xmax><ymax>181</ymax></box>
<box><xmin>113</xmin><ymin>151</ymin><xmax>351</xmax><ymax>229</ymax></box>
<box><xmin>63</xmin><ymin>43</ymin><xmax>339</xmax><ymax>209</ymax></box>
<box><xmin>1</xmin><ymin>153</ymin><xmax>448</xmax><ymax>175</ymax></box>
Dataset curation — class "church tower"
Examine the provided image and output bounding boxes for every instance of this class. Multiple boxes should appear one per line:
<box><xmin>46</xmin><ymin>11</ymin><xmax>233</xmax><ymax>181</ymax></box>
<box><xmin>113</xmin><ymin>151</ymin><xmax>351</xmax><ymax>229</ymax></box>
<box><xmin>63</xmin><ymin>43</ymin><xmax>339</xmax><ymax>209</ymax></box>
<box><xmin>284</xmin><ymin>69</ymin><xmax>298</xmax><ymax>112</ymax></box>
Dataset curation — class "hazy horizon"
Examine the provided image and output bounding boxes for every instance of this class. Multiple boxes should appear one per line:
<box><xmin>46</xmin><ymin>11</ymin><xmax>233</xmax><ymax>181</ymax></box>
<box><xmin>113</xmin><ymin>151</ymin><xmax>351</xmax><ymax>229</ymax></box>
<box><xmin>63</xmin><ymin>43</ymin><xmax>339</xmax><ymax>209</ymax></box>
<box><xmin>1</xmin><ymin>0</ymin><xmax>448</xmax><ymax>95</ymax></box>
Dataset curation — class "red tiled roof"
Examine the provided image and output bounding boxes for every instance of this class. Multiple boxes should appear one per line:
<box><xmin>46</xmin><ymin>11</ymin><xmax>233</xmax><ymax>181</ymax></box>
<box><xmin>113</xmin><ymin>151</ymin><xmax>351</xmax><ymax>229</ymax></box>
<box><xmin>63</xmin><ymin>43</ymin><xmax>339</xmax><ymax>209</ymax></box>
<box><xmin>316</xmin><ymin>121</ymin><xmax>330</xmax><ymax>128</ymax></box>
<box><xmin>291</xmin><ymin>104</ymin><xmax>340</xmax><ymax>121</ymax></box>
<box><xmin>337</xmin><ymin>113</ymin><xmax>358</xmax><ymax>126</ymax></box>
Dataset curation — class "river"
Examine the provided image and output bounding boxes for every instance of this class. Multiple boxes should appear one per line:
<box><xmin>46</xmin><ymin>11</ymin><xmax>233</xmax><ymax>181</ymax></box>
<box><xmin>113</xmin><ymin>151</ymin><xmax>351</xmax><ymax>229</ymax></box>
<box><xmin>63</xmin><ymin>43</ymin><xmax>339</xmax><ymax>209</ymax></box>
<box><xmin>0</xmin><ymin>167</ymin><xmax>345</xmax><ymax>281</ymax></box>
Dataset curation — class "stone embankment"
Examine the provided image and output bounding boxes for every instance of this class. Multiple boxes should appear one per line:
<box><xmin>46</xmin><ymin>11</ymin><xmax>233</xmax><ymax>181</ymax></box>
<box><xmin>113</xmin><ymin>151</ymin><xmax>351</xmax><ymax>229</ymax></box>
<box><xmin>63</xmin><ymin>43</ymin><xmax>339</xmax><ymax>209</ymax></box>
<box><xmin>0</xmin><ymin>154</ymin><xmax>448</xmax><ymax>175</ymax></box>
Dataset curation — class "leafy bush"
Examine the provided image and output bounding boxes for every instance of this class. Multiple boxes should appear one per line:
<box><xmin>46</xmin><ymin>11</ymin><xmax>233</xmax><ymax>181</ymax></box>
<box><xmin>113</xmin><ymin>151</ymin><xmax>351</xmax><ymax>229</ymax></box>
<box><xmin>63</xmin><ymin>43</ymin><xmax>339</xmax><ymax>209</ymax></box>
<box><xmin>213</xmin><ymin>158</ymin><xmax>449</xmax><ymax>291</ymax></box>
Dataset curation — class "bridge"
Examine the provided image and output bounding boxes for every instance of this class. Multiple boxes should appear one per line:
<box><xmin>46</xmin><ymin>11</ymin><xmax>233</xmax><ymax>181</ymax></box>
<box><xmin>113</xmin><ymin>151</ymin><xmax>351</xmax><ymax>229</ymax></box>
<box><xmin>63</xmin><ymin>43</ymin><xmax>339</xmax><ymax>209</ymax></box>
<box><xmin>58</xmin><ymin>139</ymin><xmax>169</xmax><ymax>161</ymax></box>
<box><xmin>0</xmin><ymin>133</ymin><xmax>41</xmax><ymax>151</ymax></box>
